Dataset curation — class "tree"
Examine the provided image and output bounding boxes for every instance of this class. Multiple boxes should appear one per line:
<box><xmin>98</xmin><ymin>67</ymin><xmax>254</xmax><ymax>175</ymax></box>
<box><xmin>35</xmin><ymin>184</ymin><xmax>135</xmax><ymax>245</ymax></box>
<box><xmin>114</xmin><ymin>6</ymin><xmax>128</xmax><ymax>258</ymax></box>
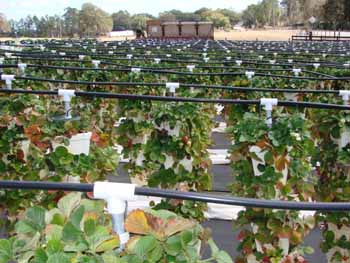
<box><xmin>0</xmin><ymin>13</ymin><xmax>10</xmax><ymax>33</ymax></box>
<box><xmin>217</xmin><ymin>9</ymin><xmax>241</xmax><ymax>27</ymax></box>
<box><xmin>79</xmin><ymin>3</ymin><xmax>112</xmax><ymax>37</ymax></box>
<box><xmin>201</xmin><ymin>10</ymin><xmax>230</xmax><ymax>28</ymax></box>
<box><xmin>323</xmin><ymin>0</ymin><xmax>345</xmax><ymax>29</ymax></box>
<box><xmin>130</xmin><ymin>14</ymin><xmax>153</xmax><ymax>31</ymax></box>
<box><xmin>63</xmin><ymin>7</ymin><xmax>80</xmax><ymax>37</ymax></box>
<box><xmin>112</xmin><ymin>10</ymin><xmax>131</xmax><ymax>31</ymax></box>
<box><xmin>242</xmin><ymin>4</ymin><xmax>259</xmax><ymax>28</ymax></box>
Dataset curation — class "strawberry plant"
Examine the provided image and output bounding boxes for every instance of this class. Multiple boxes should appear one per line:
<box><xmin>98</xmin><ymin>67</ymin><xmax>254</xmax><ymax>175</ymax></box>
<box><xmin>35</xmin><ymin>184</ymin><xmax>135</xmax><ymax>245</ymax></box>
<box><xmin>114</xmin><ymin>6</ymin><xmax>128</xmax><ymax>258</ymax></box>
<box><xmin>228</xmin><ymin>113</ymin><xmax>316</xmax><ymax>263</ymax></box>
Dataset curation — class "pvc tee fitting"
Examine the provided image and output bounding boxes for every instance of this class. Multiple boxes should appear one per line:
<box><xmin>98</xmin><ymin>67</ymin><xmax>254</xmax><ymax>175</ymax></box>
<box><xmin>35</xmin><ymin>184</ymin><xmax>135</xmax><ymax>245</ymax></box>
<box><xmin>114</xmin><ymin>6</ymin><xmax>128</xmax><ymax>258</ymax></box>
<box><xmin>245</xmin><ymin>71</ymin><xmax>255</xmax><ymax>80</ymax></box>
<box><xmin>58</xmin><ymin>89</ymin><xmax>75</xmax><ymax>119</ymax></box>
<box><xmin>93</xmin><ymin>182</ymin><xmax>137</xmax><ymax>246</ymax></box>
<box><xmin>1</xmin><ymin>74</ymin><xmax>15</xmax><ymax>89</ymax></box>
<box><xmin>187</xmin><ymin>65</ymin><xmax>195</xmax><ymax>72</ymax></box>
<box><xmin>292</xmin><ymin>68</ymin><xmax>302</xmax><ymax>77</ymax></box>
<box><xmin>340</xmin><ymin>90</ymin><xmax>350</xmax><ymax>105</ymax></box>
<box><xmin>131</xmin><ymin>67</ymin><xmax>141</xmax><ymax>73</ymax></box>
<box><xmin>92</xmin><ymin>60</ymin><xmax>100</xmax><ymax>68</ymax></box>
<box><xmin>260</xmin><ymin>98</ymin><xmax>278</xmax><ymax>127</ymax></box>
<box><xmin>166</xmin><ymin>82</ymin><xmax>180</xmax><ymax>94</ymax></box>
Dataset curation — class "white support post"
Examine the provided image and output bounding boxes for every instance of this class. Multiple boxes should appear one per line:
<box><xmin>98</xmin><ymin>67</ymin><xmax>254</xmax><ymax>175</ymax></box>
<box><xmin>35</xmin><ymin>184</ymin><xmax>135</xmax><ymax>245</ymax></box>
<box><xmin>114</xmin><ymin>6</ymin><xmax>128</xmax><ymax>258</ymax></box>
<box><xmin>235</xmin><ymin>60</ymin><xmax>242</xmax><ymax>67</ymax></box>
<box><xmin>313</xmin><ymin>63</ymin><xmax>320</xmax><ymax>70</ymax></box>
<box><xmin>93</xmin><ymin>182</ymin><xmax>137</xmax><ymax>248</ymax></box>
<box><xmin>58</xmin><ymin>89</ymin><xmax>75</xmax><ymax>119</ymax></box>
<box><xmin>260</xmin><ymin>98</ymin><xmax>278</xmax><ymax>127</ymax></box>
<box><xmin>1</xmin><ymin>74</ymin><xmax>15</xmax><ymax>89</ymax></box>
<box><xmin>154</xmin><ymin>58</ymin><xmax>161</xmax><ymax>64</ymax></box>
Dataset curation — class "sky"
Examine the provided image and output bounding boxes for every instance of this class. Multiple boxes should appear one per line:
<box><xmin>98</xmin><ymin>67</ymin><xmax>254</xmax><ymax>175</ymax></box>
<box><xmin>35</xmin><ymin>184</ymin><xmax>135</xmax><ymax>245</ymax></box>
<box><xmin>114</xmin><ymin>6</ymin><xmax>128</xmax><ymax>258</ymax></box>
<box><xmin>1</xmin><ymin>0</ymin><xmax>259</xmax><ymax>20</ymax></box>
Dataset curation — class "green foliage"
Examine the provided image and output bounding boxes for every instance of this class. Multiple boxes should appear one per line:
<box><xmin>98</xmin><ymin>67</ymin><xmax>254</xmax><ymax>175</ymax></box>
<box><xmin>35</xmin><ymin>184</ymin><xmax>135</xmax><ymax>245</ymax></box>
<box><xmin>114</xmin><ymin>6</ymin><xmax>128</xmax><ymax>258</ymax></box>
<box><xmin>0</xmin><ymin>193</ymin><xmax>120</xmax><ymax>263</ymax></box>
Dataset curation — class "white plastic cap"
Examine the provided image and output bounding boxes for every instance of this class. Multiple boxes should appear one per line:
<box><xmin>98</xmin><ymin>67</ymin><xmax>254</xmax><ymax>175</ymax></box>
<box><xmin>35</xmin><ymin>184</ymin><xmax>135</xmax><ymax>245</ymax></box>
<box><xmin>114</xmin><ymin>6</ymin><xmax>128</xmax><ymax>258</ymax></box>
<box><xmin>93</xmin><ymin>182</ymin><xmax>137</xmax><ymax>202</ymax></box>
<box><xmin>166</xmin><ymin>82</ymin><xmax>180</xmax><ymax>93</ymax></box>
<box><xmin>58</xmin><ymin>89</ymin><xmax>75</xmax><ymax>102</ymax></box>
<box><xmin>260</xmin><ymin>98</ymin><xmax>278</xmax><ymax>111</ymax></box>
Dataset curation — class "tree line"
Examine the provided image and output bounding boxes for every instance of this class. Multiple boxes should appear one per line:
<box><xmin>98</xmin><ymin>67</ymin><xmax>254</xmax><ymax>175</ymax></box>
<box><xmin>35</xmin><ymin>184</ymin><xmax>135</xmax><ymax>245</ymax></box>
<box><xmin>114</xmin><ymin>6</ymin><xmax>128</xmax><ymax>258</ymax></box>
<box><xmin>0</xmin><ymin>0</ymin><xmax>349</xmax><ymax>37</ymax></box>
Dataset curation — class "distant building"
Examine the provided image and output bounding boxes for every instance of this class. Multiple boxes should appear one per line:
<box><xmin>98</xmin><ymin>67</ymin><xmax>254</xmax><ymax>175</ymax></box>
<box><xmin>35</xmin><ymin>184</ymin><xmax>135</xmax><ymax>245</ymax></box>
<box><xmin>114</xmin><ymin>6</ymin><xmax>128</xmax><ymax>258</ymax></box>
<box><xmin>146</xmin><ymin>20</ymin><xmax>214</xmax><ymax>39</ymax></box>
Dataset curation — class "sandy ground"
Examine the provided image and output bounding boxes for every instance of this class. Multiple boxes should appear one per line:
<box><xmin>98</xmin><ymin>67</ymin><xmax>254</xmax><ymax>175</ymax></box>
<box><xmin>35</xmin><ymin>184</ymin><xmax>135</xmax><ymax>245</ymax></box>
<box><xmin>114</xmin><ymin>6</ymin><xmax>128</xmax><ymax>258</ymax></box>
<box><xmin>214</xmin><ymin>29</ymin><xmax>299</xmax><ymax>41</ymax></box>
<box><xmin>0</xmin><ymin>29</ymin><xmax>301</xmax><ymax>42</ymax></box>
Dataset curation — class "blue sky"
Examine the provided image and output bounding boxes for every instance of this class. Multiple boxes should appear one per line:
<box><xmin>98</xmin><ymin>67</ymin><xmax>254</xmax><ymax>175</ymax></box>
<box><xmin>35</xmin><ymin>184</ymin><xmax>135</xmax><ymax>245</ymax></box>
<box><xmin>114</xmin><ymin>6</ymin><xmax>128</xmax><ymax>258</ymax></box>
<box><xmin>2</xmin><ymin>0</ymin><xmax>259</xmax><ymax>20</ymax></box>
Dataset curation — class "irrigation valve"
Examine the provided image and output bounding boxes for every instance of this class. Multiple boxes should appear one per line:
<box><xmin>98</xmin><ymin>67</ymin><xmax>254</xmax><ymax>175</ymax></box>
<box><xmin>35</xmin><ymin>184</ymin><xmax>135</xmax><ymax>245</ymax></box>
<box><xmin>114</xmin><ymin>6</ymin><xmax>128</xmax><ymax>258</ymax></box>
<box><xmin>92</xmin><ymin>60</ymin><xmax>100</xmax><ymax>69</ymax></box>
<box><xmin>186</xmin><ymin>65</ymin><xmax>195</xmax><ymax>73</ymax></box>
<box><xmin>93</xmin><ymin>182</ymin><xmax>137</xmax><ymax>246</ymax></box>
<box><xmin>58</xmin><ymin>89</ymin><xmax>75</xmax><ymax>119</ymax></box>
<box><xmin>18</xmin><ymin>63</ymin><xmax>27</xmax><ymax>76</ymax></box>
<box><xmin>131</xmin><ymin>68</ymin><xmax>141</xmax><ymax>73</ymax></box>
<box><xmin>292</xmin><ymin>68</ymin><xmax>301</xmax><ymax>77</ymax></box>
<box><xmin>340</xmin><ymin>90</ymin><xmax>350</xmax><ymax>105</ymax></box>
<box><xmin>236</xmin><ymin>60</ymin><xmax>242</xmax><ymax>66</ymax></box>
<box><xmin>260</xmin><ymin>98</ymin><xmax>278</xmax><ymax>127</ymax></box>
<box><xmin>1</xmin><ymin>74</ymin><xmax>15</xmax><ymax>89</ymax></box>
<box><xmin>245</xmin><ymin>71</ymin><xmax>255</xmax><ymax>80</ymax></box>
<box><xmin>166</xmin><ymin>82</ymin><xmax>180</xmax><ymax>95</ymax></box>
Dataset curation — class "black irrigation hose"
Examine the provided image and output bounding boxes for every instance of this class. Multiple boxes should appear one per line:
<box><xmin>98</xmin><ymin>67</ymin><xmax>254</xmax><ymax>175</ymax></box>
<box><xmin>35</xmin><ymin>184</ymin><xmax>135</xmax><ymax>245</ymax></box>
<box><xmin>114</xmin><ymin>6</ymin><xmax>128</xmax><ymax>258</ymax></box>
<box><xmin>1</xmin><ymin>89</ymin><xmax>349</xmax><ymax>111</ymax></box>
<box><xmin>0</xmin><ymin>63</ymin><xmax>340</xmax><ymax>80</ymax></box>
<box><xmin>1</xmin><ymin>180</ymin><xmax>350</xmax><ymax>211</ymax></box>
<box><xmin>6</xmin><ymin>74</ymin><xmax>342</xmax><ymax>94</ymax></box>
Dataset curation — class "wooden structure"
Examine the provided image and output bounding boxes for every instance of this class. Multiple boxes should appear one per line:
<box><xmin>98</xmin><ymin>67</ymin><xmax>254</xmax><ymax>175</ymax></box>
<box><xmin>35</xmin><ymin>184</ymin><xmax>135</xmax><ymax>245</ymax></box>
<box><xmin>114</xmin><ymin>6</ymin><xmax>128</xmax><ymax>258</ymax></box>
<box><xmin>146</xmin><ymin>20</ymin><xmax>214</xmax><ymax>39</ymax></box>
